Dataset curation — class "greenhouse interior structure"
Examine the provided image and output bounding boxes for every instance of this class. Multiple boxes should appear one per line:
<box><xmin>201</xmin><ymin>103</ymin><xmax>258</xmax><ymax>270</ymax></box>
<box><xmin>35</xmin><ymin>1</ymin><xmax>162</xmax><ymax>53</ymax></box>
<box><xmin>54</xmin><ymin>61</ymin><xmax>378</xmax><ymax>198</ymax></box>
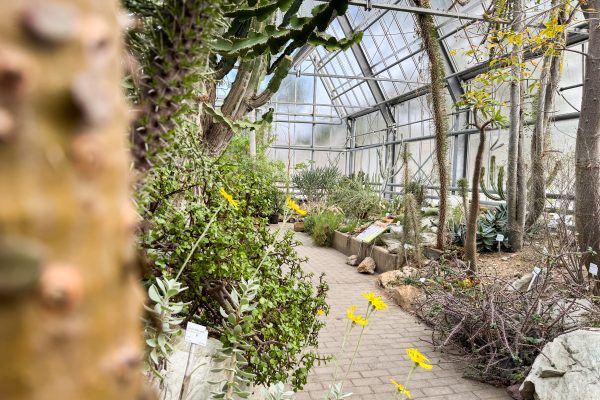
<box><xmin>2</xmin><ymin>0</ymin><xmax>600</xmax><ymax>400</ymax></box>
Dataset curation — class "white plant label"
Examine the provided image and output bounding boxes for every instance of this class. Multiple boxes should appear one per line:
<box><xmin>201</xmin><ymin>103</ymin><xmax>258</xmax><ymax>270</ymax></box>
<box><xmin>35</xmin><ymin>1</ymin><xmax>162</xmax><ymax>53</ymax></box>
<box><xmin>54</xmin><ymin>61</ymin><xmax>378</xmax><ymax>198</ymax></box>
<box><xmin>590</xmin><ymin>263</ymin><xmax>598</xmax><ymax>277</ymax></box>
<box><xmin>496</xmin><ymin>234</ymin><xmax>505</xmax><ymax>242</ymax></box>
<box><xmin>185</xmin><ymin>322</ymin><xmax>208</xmax><ymax>346</ymax></box>
<box><xmin>532</xmin><ymin>267</ymin><xmax>541</xmax><ymax>276</ymax></box>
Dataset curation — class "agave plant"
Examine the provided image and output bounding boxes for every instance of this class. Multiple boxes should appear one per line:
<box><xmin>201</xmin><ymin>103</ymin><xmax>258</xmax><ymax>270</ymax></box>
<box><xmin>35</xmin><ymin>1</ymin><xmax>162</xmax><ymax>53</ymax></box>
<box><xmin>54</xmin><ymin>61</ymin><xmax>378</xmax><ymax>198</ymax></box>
<box><xmin>477</xmin><ymin>204</ymin><xmax>509</xmax><ymax>251</ymax></box>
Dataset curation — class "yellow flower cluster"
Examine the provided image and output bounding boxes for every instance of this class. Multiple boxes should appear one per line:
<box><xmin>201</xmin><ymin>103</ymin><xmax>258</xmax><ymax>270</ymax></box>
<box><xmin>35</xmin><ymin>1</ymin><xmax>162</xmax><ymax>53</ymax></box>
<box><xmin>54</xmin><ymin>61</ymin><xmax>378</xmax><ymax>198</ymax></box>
<box><xmin>406</xmin><ymin>348</ymin><xmax>433</xmax><ymax>370</ymax></box>
<box><xmin>346</xmin><ymin>305</ymin><xmax>368</xmax><ymax>326</ymax></box>
<box><xmin>390</xmin><ymin>379</ymin><xmax>411</xmax><ymax>398</ymax></box>
<box><xmin>317</xmin><ymin>309</ymin><xmax>325</xmax><ymax>316</ymax></box>
<box><xmin>286</xmin><ymin>196</ymin><xmax>307</xmax><ymax>216</ymax></box>
<box><xmin>362</xmin><ymin>292</ymin><xmax>388</xmax><ymax>311</ymax></box>
<box><xmin>219</xmin><ymin>187</ymin><xmax>239</xmax><ymax>209</ymax></box>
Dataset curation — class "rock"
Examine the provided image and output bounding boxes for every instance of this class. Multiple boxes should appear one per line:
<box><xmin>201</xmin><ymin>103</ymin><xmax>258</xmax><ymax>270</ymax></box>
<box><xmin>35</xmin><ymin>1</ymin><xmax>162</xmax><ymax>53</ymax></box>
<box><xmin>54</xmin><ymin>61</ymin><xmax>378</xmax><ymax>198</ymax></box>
<box><xmin>423</xmin><ymin>246</ymin><xmax>443</xmax><ymax>260</ymax></box>
<box><xmin>357</xmin><ymin>257</ymin><xmax>376</xmax><ymax>274</ymax></box>
<box><xmin>346</xmin><ymin>255</ymin><xmax>360</xmax><ymax>267</ymax></box>
<box><xmin>378</xmin><ymin>266</ymin><xmax>419</xmax><ymax>289</ymax></box>
<box><xmin>507</xmin><ymin>383</ymin><xmax>523</xmax><ymax>400</ymax></box>
<box><xmin>401</xmin><ymin>265</ymin><xmax>418</xmax><ymax>278</ymax></box>
<box><xmin>421</xmin><ymin>232</ymin><xmax>437</xmax><ymax>247</ymax></box>
<box><xmin>520</xmin><ymin>329</ymin><xmax>600</xmax><ymax>400</ymax></box>
<box><xmin>501</xmin><ymin>256</ymin><xmax>509</xmax><ymax>261</ymax></box>
<box><xmin>293</xmin><ymin>221</ymin><xmax>304</xmax><ymax>232</ymax></box>
<box><xmin>507</xmin><ymin>273</ymin><xmax>533</xmax><ymax>292</ymax></box>
<box><xmin>378</xmin><ymin>270</ymin><xmax>405</xmax><ymax>289</ymax></box>
<box><xmin>387</xmin><ymin>284</ymin><xmax>424</xmax><ymax>311</ymax></box>
<box><xmin>549</xmin><ymin>298</ymin><xmax>593</xmax><ymax>329</ymax></box>
<box><xmin>380</xmin><ymin>233</ymin><xmax>403</xmax><ymax>254</ymax></box>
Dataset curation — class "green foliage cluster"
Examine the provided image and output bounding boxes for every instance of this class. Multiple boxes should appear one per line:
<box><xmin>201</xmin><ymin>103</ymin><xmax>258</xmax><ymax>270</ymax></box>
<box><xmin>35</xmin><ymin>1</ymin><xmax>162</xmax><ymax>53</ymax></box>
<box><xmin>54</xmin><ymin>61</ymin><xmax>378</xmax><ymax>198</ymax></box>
<box><xmin>292</xmin><ymin>165</ymin><xmax>341</xmax><ymax>203</ymax></box>
<box><xmin>137</xmin><ymin>120</ymin><xmax>328</xmax><ymax>389</ymax></box>
<box><xmin>328</xmin><ymin>173</ymin><xmax>382</xmax><ymax>220</ymax></box>
<box><xmin>309</xmin><ymin>211</ymin><xmax>344</xmax><ymax>247</ymax></box>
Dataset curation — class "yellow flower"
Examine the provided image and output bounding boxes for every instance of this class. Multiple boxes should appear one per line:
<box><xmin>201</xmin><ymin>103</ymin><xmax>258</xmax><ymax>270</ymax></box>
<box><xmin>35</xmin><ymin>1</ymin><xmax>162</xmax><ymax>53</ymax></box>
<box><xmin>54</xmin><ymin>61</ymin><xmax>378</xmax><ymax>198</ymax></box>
<box><xmin>390</xmin><ymin>379</ymin><xmax>412</xmax><ymax>398</ymax></box>
<box><xmin>406</xmin><ymin>348</ymin><xmax>433</xmax><ymax>370</ymax></box>
<box><xmin>317</xmin><ymin>309</ymin><xmax>325</xmax><ymax>316</ymax></box>
<box><xmin>346</xmin><ymin>305</ymin><xmax>369</xmax><ymax>326</ymax></box>
<box><xmin>219</xmin><ymin>187</ymin><xmax>239</xmax><ymax>209</ymax></box>
<box><xmin>286</xmin><ymin>196</ymin><xmax>307</xmax><ymax>216</ymax></box>
<box><xmin>362</xmin><ymin>292</ymin><xmax>388</xmax><ymax>311</ymax></box>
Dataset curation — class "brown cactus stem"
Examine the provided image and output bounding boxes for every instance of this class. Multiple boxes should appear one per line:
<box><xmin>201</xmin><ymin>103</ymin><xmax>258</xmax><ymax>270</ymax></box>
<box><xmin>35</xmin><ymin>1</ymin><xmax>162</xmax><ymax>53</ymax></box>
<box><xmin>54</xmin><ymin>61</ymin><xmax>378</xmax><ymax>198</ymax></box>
<box><xmin>0</xmin><ymin>1</ymin><xmax>144</xmax><ymax>399</ymax></box>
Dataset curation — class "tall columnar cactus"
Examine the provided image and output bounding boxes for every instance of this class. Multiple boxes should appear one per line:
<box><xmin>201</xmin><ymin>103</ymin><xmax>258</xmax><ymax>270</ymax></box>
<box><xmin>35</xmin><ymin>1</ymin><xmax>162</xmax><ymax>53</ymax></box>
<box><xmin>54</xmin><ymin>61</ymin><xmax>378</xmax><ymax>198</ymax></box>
<box><xmin>202</xmin><ymin>0</ymin><xmax>362</xmax><ymax>155</ymax></box>
<box><xmin>480</xmin><ymin>156</ymin><xmax>506</xmax><ymax>201</ymax></box>
<box><xmin>413</xmin><ymin>0</ymin><xmax>450</xmax><ymax>250</ymax></box>
<box><xmin>0</xmin><ymin>1</ymin><xmax>145</xmax><ymax>399</ymax></box>
<box><xmin>125</xmin><ymin>0</ymin><xmax>222</xmax><ymax>170</ymax></box>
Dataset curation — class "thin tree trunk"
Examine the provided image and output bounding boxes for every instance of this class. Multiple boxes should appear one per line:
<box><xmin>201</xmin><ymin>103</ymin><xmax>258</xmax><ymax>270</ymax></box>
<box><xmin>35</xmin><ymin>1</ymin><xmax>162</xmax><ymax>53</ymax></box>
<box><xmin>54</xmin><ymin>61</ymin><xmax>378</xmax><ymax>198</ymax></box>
<box><xmin>526</xmin><ymin>0</ymin><xmax>566</xmax><ymax>229</ymax></box>
<box><xmin>526</xmin><ymin>55</ymin><xmax>550</xmax><ymax>229</ymax></box>
<box><xmin>506</xmin><ymin>0</ymin><xmax>526</xmax><ymax>251</ymax></box>
<box><xmin>575</xmin><ymin>0</ymin><xmax>600</xmax><ymax>295</ymax></box>
<box><xmin>465</xmin><ymin>124</ymin><xmax>488</xmax><ymax>273</ymax></box>
<box><xmin>0</xmin><ymin>1</ymin><xmax>145</xmax><ymax>399</ymax></box>
<box><xmin>414</xmin><ymin>0</ymin><xmax>449</xmax><ymax>250</ymax></box>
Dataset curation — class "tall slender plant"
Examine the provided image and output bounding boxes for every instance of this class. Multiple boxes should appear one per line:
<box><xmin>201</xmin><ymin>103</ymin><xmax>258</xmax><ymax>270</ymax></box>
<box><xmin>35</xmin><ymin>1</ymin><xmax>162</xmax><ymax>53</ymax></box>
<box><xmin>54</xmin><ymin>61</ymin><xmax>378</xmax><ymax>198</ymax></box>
<box><xmin>458</xmin><ymin>91</ymin><xmax>508</xmax><ymax>272</ymax></box>
<box><xmin>505</xmin><ymin>0</ymin><xmax>527</xmax><ymax>251</ymax></box>
<box><xmin>414</xmin><ymin>0</ymin><xmax>450</xmax><ymax>251</ymax></box>
<box><xmin>526</xmin><ymin>2</ymin><xmax>569</xmax><ymax>229</ymax></box>
<box><xmin>575</xmin><ymin>0</ymin><xmax>600</xmax><ymax>295</ymax></box>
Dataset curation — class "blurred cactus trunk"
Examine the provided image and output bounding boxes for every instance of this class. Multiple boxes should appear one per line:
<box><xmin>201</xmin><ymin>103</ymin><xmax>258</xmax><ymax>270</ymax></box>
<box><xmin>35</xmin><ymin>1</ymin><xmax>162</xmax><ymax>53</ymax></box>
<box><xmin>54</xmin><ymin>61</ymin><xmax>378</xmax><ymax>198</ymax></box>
<box><xmin>0</xmin><ymin>1</ymin><xmax>145</xmax><ymax>399</ymax></box>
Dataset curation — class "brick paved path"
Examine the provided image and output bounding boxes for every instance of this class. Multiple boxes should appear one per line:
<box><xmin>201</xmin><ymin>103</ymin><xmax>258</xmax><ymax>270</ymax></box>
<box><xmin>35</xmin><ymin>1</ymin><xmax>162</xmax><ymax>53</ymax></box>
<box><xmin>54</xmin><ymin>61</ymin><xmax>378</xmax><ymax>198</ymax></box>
<box><xmin>293</xmin><ymin>230</ymin><xmax>511</xmax><ymax>400</ymax></box>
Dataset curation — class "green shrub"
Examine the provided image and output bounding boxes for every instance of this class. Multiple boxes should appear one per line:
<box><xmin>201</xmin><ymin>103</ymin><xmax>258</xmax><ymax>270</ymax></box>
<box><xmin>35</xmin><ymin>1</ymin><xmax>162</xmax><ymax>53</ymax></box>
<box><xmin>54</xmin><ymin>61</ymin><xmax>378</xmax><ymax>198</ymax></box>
<box><xmin>292</xmin><ymin>165</ymin><xmax>341</xmax><ymax>203</ymax></box>
<box><xmin>137</xmin><ymin>125</ymin><xmax>328</xmax><ymax>390</ymax></box>
<box><xmin>311</xmin><ymin>211</ymin><xmax>343</xmax><ymax>247</ymax></box>
<box><xmin>328</xmin><ymin>173</ymin><xmax>382</xmax><ymax>219</ymax></box>
<box><xmin>304</xmin><ymin>213</ymin><xmax>316</xmax><ymax>235</ymax></box>
<box><xmin>338</xmin><ymin>218</ymin><xmax>361</xmax><ymax>233</ymax></box>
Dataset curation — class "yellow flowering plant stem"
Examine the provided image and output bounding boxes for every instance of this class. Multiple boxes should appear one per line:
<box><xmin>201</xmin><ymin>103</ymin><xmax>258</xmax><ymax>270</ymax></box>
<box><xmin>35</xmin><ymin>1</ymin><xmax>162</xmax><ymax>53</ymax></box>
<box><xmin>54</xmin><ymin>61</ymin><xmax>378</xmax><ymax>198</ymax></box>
<box><xmin>331</xmin><ymin>318</ymin><xmax>352</xmax><ymax>384</ymax></box>
<box><xmin>342</xmin><ymin>323</ymin><xmax>367</xmax><ymax>382</ymax></box>
<box><xmin>175</xmin><ymin>204</ymin><xmax>224</xmax><ymax>281</ymax></box>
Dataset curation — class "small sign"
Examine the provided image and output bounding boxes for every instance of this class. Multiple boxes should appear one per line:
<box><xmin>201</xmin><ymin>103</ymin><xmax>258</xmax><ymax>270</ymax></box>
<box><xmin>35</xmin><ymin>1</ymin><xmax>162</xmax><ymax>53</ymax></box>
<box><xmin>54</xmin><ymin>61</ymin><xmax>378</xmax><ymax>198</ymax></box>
<box><xmin>185</xmin><ymin>322</ymin><xmax>208</xmax><ymax>346</ymax></box>
<box><xmin>496</xmin><ymin>234</ymin><xmax>505</xmax><ymax>242</ymax></box>
<box><xmin>590</xmin><ymin>263</ymin><xmax>598</xmax><ymax>277</ymax></box>
<box><xmin>355</xmin><ymin>221</ymin><xmax>389</xmax><ymax>244</ymax></box>
<box><xmin>419</xmin><ymin>277</ymin><xmax>426</xmax><ymax>283</ymax></box>
<box><xmin>532</xmin><ymin>266</ymin><xmax>541</xmax><ymax>276</ymax></box>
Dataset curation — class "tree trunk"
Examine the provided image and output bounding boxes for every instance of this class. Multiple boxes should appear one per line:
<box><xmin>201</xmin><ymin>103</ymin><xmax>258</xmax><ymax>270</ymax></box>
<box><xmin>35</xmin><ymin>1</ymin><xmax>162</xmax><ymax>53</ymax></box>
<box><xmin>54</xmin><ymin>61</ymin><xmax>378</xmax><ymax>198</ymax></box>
<box><xmin>414</xmin><ymin>0</ymin><xmax>449</xmax><ymax>251</ymax></box>
<box><xmin>575</xmin><ymin>0</ymin><xmax>600</xmax><ymax>295</ymax></box>
<box><xmin>526</xmin><ymin>55</ymin><xmax>550</xmax><ymax>229</ymax></box>
<box><xmin>526</xmin><ymin>0</ymin><xmax>566</xmax><ymax>229</ymax></box>
<box><xmin>506</xmin><ymin>0</ymin><xmax>526</xmax><ymax>251</ymax></box>
<box><xmin>465</xmin><ymin>126</ymin><xmax>488</xmax><ymax>273</ymax></box>
<box><xmin>0</xmin><ymin>1</ymin><xmax>145</xmax><ymax>399</ymax></box>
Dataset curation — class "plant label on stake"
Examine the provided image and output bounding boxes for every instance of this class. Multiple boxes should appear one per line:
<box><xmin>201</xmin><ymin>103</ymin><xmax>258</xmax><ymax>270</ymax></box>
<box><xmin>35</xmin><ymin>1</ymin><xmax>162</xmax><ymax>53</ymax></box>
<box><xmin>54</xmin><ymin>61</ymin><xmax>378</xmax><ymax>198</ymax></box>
<box><xmin>590</xmin><ymin>263</ymin><xmax>598</xmax><ymax>277</ymax></box>
<box><xmin>526</xmin><ymin>267</ymin><xmax>542</xmax><ymax>292</ymax></box>
<box><xmin>185</xmin><ymin>322</ymin><xmax>208</xmax><ymax>346</ymax></box>
<box><xmin>180</xmin><ymin>322</ymin><xmax>208</xmax><ymax>400</ymax></box>
<box><xmin>496</xmin><ymin>234</ymin><xmax>504</xmax><ymax>252</ymax></box>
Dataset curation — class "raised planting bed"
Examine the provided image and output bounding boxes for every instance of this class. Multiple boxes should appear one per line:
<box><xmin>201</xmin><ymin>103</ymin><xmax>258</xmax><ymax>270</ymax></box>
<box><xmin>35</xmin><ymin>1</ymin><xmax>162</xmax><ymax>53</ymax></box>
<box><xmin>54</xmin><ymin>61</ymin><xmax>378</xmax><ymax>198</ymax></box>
<box><xmin>332</xmin><ymin>231</ymin><xmax>406</xmax><ymax>273</ymax></box>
